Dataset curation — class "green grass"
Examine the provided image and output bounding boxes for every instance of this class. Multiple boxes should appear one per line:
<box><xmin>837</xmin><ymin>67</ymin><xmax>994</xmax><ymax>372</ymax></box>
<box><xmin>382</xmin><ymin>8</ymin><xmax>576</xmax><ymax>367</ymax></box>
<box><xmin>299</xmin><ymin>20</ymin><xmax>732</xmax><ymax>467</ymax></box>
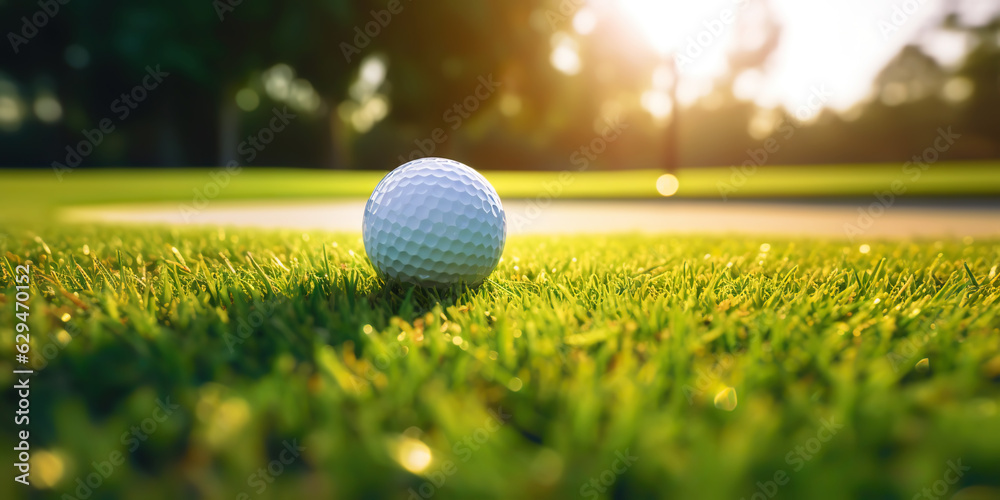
<box><xmin>3</xmin><ymin>161</ymin><xmax>999</xmax><ymax>223</ymax></box>
<box><xmin>1</xmin><ymin>225</ymin><xmax>999</xmax><ymax>499</ymax></box>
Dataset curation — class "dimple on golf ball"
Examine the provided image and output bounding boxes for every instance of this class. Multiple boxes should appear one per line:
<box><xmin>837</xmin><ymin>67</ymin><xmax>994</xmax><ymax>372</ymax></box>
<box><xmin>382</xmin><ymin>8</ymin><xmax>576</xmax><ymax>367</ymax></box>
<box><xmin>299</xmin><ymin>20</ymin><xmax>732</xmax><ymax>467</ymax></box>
<box><xmin>363</xmin><ymin>157</ymin><xmax>507</xmax><ymax>286</ymax></box>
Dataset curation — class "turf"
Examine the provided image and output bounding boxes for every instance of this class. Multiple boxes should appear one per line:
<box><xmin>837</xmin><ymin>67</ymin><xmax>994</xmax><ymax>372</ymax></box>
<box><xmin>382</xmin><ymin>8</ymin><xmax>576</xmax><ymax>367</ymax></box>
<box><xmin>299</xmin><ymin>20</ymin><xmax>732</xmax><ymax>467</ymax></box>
<box><xmin>3</xmin><ymin>161</ymin><xmax>1000</xmax><ymax>223</ymax></box>
<box><xmin>1</xmin><ymin>225</ymin><xmax>999</xmax><ymax>499</ymax></box>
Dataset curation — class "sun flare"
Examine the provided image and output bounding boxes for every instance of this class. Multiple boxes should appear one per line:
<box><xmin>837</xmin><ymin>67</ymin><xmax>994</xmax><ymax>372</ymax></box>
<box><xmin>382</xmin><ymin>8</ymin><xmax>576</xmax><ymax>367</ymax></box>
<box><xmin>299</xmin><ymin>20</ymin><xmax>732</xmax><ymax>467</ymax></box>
<box><xmin>617</xmin><ymin>0</ymin><xmax>732</xmax><ymax>55</ymax></box>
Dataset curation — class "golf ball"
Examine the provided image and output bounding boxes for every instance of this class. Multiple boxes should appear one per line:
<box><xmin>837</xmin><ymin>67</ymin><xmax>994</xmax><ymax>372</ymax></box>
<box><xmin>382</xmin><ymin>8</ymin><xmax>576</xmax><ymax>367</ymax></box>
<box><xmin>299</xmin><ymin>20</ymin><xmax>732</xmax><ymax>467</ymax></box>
<box><xmin>363</xmin><ymin>157</ymin><xmax>507</xmax><ymax>286</ymax></box>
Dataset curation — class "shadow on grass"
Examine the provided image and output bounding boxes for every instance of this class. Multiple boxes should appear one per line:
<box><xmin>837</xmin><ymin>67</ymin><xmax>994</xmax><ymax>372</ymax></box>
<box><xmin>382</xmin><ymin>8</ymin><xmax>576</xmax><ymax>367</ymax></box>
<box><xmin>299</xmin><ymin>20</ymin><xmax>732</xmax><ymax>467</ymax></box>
<box><xmin>30</xmin><ymin>271</ymin><xmax>487</xmax><ymax>422</ymax></box>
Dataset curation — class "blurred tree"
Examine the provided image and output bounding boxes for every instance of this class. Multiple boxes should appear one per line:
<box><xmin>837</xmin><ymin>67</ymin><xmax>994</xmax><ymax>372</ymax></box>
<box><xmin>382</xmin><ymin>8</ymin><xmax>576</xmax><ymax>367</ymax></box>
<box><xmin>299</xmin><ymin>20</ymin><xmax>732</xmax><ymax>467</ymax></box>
<box><xmin>1</xmin><ymin>0</ymin><xmax>366</xmax><ymax>167</ymax></box>
<box><xmin>0</xmin><ymin>1</ymin><xmax>998</xmax><ymax>169</ymax></box>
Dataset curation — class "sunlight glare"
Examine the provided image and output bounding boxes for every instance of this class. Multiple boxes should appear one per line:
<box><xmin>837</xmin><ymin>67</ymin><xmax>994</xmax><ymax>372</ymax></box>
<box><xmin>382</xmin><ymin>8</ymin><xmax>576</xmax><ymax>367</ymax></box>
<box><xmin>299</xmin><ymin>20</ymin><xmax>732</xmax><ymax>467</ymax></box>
<box><xmin>641</xmin><ymin>90</ymin><xmax>672</xmax><ymax>120</ymax></box>
<box><xmin>618</xmin><ymin>0</ymin><xmax>732</xmax><ymax>55</ymax></box>
<box><xmin>609</xmin><ymin>0</ymin><xmax>984</xmax><ymax>117</ymax></box>
<box><xmin>395</xmin><ymin>438</ymin><xmax>433</xmax><ymax>474</ymax></box>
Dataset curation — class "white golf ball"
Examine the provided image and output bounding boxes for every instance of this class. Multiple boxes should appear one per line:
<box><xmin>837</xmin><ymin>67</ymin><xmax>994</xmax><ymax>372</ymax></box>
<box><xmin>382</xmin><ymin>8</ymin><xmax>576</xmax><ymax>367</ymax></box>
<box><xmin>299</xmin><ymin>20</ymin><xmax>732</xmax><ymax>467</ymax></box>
<box><xmin>363</xmin><ymin>157</ymin><xmax>507</xmax><ymax>286</ymax></box>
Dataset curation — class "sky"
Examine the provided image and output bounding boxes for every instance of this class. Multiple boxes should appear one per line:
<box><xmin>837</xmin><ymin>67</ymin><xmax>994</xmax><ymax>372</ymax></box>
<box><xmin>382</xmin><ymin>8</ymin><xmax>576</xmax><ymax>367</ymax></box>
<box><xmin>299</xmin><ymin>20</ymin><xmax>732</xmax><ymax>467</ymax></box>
<box><xmin>583</xmin><ymin>0</ymin><xmax>1000</xmax><ymax>116</ymax></box>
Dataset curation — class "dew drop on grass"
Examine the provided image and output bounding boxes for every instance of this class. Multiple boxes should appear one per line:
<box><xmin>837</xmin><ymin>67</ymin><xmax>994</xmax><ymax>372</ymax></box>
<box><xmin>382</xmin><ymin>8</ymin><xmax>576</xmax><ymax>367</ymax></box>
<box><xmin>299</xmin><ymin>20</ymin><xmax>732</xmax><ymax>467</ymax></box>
<box><xmin>60</xmin><ymin>313</ymin><xmax>71</xmax><ymax>322</ymax></box>
<box><xmin>362</xmin><ymin>324</ymin><xmax>373</xmax><ymax>335</ymax></box>
<box><xmin>714</xmin><ymin>387</ymin><xmax>737</xmax><ymax>411</ymax></box>
<box><xmin>508</xmin><ymin>377</ymin><xmax>523</xmax><ymax>392</ymax></box>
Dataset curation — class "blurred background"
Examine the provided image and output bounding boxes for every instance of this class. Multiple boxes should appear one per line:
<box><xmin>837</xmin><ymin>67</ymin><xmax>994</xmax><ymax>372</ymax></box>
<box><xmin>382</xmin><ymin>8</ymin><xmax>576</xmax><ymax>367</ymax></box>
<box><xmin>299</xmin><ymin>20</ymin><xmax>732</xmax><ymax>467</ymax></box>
<box><xmin>2</xmin><ymin>0</ymin><xmax>1000</xmax><ymax>172</ymax></box>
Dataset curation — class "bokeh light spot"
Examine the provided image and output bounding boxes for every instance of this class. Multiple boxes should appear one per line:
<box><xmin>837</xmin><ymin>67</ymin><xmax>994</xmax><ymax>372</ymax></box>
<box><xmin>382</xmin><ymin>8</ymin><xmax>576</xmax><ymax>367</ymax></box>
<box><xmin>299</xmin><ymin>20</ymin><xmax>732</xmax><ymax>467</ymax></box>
<box><xmin>941</xmin><ymin>76</ymin><xmax>973</xmax><ymax>103</ymax></box>
<box><xmin>235</xmin><ymin>88</ymin><xmax>259</xmax><ymax>112</ymax></box>
<box><xmin>0</xmin><ymin>96</ymin><xmax>24</xmax><ymax>129</ymax></box>
<box><xmin>33</xmin><ymin>95</ymin><xmax>62</xmax><ymax>123</ymax></box>
<box><xmin>395</xmin><ymin>438</ymin><xmax>433</xmax><ymax>474</ymax></box>
<box><xmin>508</xmin><ymin>377</ymin><xmax>523</xmax><ymax>392</ymax></box>
<box><xmin>656</xmin><ymin>174</ymin><xmax>680</xmax><ymax>197</ymax></box>
<box><xmin>641</xmin><ymin>90</ymin><xmax>672</xmax><ymax>120</ymax></box>
<box><xmin>499</xmin><ymin>94</ymin><xmax>522</xmax><ymax>117</ymax></box>
<box><xmin>263</xmin><ymin>64</ymin><xmax>294</xmax><ymax>101</ymax></box>
<box><xmin>573</xmin><ymin>8</ymin><xmax>598</xmax><ymax>35</ymax></box>
<box><xmin>550</xmin><ymin>34</ymin><xmax>581</xmax><ymax>75</ymax></box>
<box><xmin>32</xmin><ymin>450</ymin><xmax>65</xmax><ymax>489</ymax></box>
<box><xmin>64</xmin><ymin>44</ymin><xmax>90</xmax><ymax>69</ymax></box>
